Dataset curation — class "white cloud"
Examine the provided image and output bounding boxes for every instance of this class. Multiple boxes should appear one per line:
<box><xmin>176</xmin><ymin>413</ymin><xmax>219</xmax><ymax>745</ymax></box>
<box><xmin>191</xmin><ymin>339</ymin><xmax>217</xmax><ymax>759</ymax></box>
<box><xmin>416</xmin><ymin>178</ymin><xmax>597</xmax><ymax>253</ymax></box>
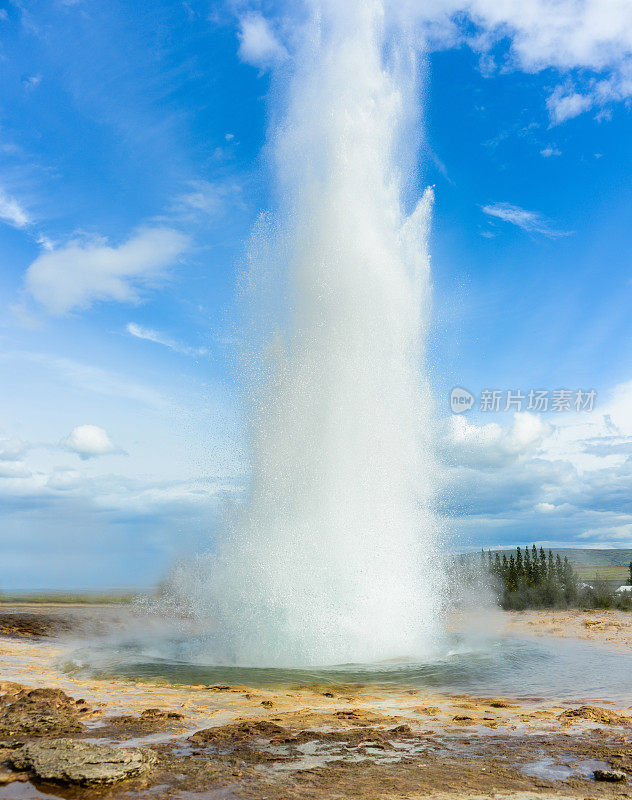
<box><xmin>0</xmin><ymin>462</ymin><xmax>31</xmax><ymax>479</ymax></box>
<box><xmin>540</xmin><ymin>146</ymin><xmax>562</xmax><ymax>157</ymax></box>
<box><xmin>126</xmin><ymin>322</ymin><xmax>207</xmax><ymax>357</ymax></box>
<box><xmin>61</xmin><ymin>425</ymin><xmax>119</xmax><ymax>460</ymax></box>
<box><xmin>0</xmin><ymin>437</ymin><xmax>28</xmax><ymax>461</ymax></box>
<box><xmin>399</xmin><ymin>0</ymin><xmax>632</xmax><ymax>122</ymax></box>
<box><xmin>0</xmin><ymin>190</ymin><xmax>31</xmax><ymax>229</ymax></box>
<box><xmin>546</xmin><ymin>87</ymin><xmax>594</xmax><ymax>123</ymax></box>
<box><xmin>578</xmin><ymin>524</ymin><xmax>632</xmax><ymax>542</ymax></box>
<box><xmin>481</xmin><ymin>202</ymin><xmax>570</xmax><ymax>238</ymax></box>
<box><xmin>230</xmin><ymin>2</ymin><xmax>632</xmax><ymax>123</ymax></box>
<box><xmin>47</xmin><ymin>469</ymin><xmax>81</xmax><ymax>491</ymax></box>
<box><xmin>439</xmin><ymin>378</ymin><xmax>632</xmax><ymax>548</ymax></box>
<box><xmin>446</xmin><ymin>412</ymin><xmax>550</xmax><ymax>468</ymax></box>
<box><xmin>24</xmin><ymin>227</ymin><xmax>189</xmax><ymax>315</ymax></box>
<box><xmin>237</xmin><ymin>14</ymin><xmax>287</xmax><ymax>68</ymax></box>
<box><xmin>458</xmin><ymin>0</ymin><xmax>632</xmax><ymax>72</ymax></box>
<box><xmin>600</xmin><ymin>379</ymin><xmax>632</xmax><ymax>435</ymax></box>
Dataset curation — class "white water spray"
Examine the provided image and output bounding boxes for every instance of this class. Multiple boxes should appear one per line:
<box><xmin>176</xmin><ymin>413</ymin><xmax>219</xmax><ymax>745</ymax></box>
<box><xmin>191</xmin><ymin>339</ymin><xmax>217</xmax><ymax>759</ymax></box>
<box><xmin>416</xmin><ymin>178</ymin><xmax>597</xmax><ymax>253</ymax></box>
<box><xmin>166</xmin><ymin>0</ymin><xmax>445</xmax><ymax>667</ymax></box>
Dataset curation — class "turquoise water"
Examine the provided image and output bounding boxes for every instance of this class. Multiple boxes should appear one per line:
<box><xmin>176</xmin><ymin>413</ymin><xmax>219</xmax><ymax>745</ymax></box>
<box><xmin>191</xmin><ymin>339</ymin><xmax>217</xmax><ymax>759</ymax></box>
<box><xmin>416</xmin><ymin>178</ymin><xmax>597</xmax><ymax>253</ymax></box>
<box><xmin>70</xmin><ymin>633</ymin><xmax>632</xmax><ymax>702</ymax></box>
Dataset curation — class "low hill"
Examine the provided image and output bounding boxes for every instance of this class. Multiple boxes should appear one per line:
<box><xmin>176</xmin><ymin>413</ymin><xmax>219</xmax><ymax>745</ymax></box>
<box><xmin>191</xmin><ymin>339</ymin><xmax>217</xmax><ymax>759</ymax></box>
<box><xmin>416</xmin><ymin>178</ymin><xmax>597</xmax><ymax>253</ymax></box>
<box><xmin>547</xmin><ymin>548</ymin><xmax>632</xmax><ymax>567</ymax></box>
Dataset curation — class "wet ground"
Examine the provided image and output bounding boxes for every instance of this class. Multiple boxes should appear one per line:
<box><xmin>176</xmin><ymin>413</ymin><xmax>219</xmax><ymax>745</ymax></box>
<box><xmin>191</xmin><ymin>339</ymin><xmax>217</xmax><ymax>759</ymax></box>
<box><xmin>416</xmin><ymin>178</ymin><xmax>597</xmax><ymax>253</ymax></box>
<box><xmin>1</xmin><ymin>605</ymin><xmax>632</xmax><ymax>799</ymax></box>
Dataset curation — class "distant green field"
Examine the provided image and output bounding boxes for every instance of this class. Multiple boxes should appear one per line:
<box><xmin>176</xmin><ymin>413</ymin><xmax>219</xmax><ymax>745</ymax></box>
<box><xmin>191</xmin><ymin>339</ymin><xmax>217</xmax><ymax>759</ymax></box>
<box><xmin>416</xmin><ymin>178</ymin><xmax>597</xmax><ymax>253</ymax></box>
<box><xmin>0</xmin><ymin>593</ymin><xmax>134</xmax><ymax>605</ymax></box>
<box><xmin>574</xmin><ymin>565</ymin><xmax>630</xmax><ymax>582</ymax></box>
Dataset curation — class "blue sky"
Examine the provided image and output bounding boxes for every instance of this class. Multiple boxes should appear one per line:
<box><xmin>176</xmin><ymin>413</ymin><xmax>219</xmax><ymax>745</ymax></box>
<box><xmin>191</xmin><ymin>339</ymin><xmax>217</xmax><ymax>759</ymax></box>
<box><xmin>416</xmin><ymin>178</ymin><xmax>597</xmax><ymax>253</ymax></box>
<box><xmin>2</xmin><ymin>0</ymin><xmax>632</xmax><ymax>590</ymax></box>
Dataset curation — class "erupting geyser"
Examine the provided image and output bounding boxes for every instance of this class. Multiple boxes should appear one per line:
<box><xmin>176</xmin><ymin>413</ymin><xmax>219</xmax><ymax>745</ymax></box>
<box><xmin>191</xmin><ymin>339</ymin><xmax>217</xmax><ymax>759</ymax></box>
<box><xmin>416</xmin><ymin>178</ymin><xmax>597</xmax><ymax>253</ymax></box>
<box><xmin>166</xmin><ymin>0</ymin><xmax>445</xmax><ymax>667</ymax></box>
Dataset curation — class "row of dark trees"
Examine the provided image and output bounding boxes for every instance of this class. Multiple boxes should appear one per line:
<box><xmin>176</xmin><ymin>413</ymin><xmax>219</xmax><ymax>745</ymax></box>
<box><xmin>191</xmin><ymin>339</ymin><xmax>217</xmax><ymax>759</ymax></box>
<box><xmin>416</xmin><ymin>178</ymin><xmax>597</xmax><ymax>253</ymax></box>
<box><xmin>481</xmin><ymin>545</ymin><xmax>581</xmax><ymax>609</ymax></box>
<box><xmin>481</xmin><ymin>545</ymin><xmax>578</xmax><ymax>606</ymax></box>
<box><xmin>480</xmin><ymin>545</ymin><xmax>632</xmax><ymax>610</ymax></box>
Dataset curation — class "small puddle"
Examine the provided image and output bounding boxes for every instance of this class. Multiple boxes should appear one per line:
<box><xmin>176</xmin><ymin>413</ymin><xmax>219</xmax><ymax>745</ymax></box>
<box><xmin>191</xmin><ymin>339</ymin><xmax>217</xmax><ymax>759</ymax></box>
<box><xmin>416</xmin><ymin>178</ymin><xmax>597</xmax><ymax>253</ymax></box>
<box><xmin>520</xmin><ymin>756</ymin><xmax>610</xmax><ymax>781</ymax></box>
<box><xmin>0</xmin><ymin>781</ymin><xmax>62</xmax><ymax>800</ymax></box>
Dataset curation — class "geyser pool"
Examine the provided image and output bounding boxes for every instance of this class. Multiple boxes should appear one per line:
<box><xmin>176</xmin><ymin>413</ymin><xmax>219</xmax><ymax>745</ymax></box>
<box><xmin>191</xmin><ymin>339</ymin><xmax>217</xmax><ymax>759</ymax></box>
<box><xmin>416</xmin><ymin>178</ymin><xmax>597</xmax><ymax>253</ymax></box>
<box><xmin>71</xmin><ymin>632</ymin><xmax>632</xmax><ymax>702</ymax></box>
<box><xmin>159</xmin><ymin>0</ymin><xmax>445</xmax><ymax>667</ymax></box>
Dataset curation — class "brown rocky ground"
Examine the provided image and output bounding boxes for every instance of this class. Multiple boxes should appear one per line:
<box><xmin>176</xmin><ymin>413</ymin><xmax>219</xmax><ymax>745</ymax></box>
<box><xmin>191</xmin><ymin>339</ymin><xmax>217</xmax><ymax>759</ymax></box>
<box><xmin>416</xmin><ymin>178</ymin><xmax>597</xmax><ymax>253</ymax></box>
<box><xmin>500</xmin><ymin>609</ymin><xmax>632</xmax><ymax>649</ymax></box>
<box><xmin>0</xmin><ymin>606</ymin><xmax>631</xmax><ymax>799</ymax></box>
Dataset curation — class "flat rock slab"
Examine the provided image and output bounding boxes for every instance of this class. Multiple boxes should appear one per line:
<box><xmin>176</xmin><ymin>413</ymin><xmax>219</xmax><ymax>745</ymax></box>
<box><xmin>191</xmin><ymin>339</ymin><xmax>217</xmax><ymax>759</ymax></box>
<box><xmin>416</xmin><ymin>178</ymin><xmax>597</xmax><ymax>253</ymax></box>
<box><xmin>594</xmin><ymin>768</ymin><xmax>628</xmax><ymax>782</ymax></box>
<box><xmin>10</xmin><ymin>739</ymin><xmax>156</xmax><ymax>784</ymax></box>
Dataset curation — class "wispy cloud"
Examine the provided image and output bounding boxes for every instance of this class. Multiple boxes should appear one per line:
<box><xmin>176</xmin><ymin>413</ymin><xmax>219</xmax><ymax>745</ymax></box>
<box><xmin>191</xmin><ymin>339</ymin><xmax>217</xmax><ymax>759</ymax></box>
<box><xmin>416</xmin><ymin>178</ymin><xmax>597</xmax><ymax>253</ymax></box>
<box><xmin>24</xmin><ymin>227</ymin><xmax>189</xmax><ymax>315</ymax></box>
<box><xmin>546</xmin><ymin>88</ymin><xmax>594</xmax><ymax>124</ymax></box>
<box><xmin>0</xmin><ymin>188</ymin><xmax>56</xmax><ymax>250</ymax></box>
<box><xmin>126</xmin><ymin>322</ymin><xmax>207</xmax><ymax>358</ymax></box>
<box><xmin>22</xmin><ymin>74</ymin><xmax>42</xmax><ymax>91</ymax></box>
<box><xmin>481</xmin><ymin>202</ymin><xmax>571</xmax><ymax>238</ymax></box>
<box><xmin>35</xmin><ymin>234</ymin><xmax>54</xmax><ymax>251</ymax></box>
<box><xmin>2</xmin><ymin>351</ymin><xmax>170</xmax><ymax>410</ymax></box>
<box><xmin>170</xmin><ymin>179</ymin><xmax>243</xmax><ymax>222</ymax></box>
<box><xmin>237</xmin><ymin>13</ymin><xmax>287</xmax><ymax>69</ymax></box>
<box><xmin>0</xmin><ymin>190</ymin><xmax>31</xmax><ymax>229</ymax></box>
